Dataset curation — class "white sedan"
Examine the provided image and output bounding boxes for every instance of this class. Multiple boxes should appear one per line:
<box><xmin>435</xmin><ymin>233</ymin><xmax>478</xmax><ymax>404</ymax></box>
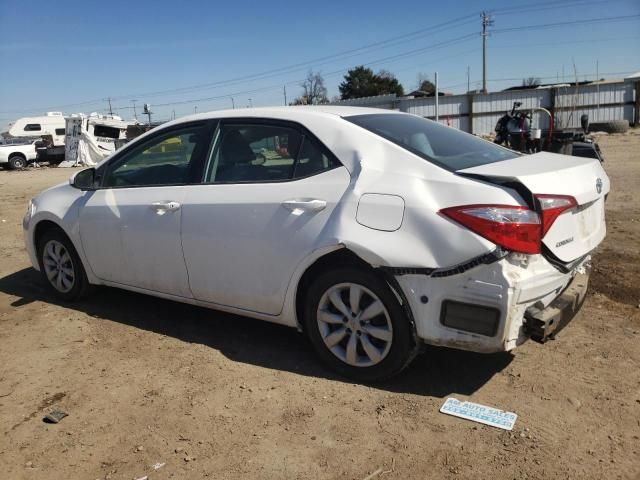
<box><xmin>23</xmin><ymin>107</ymin><xmax>609</xmax><ymax>381</ymax></box>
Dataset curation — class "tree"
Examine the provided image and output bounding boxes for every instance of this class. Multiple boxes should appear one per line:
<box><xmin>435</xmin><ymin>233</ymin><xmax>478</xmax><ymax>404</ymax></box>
<box><xmin>522</xmin><ymin>77</ymin><xmax>541</xmax><ymax>87</ymax></box>
<box><xmin>339</xmin><ymin>66</ymin><xmax>404</xmax><ymax>99</ymax></box>
<box><xmin>415</xmin><ymin>73</ymin><xmax>436</xmax><ymax>95</ymax></box>
<box><xmin>376</xmin><ymin>69</ymin><xmax>404</xmax><ymax>96</ymax></box>
<box><xmin>293</xmin><ymin>70</ymin><xmax>328</xmax><ymax>105</ymax></box>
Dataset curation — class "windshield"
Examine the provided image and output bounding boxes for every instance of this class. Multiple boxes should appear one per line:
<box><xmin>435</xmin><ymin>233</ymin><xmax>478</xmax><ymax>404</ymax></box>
<box><xmin>345</xmin><ymin>113</ymin><xmax>518</xmax><ymax>171</ymax></box>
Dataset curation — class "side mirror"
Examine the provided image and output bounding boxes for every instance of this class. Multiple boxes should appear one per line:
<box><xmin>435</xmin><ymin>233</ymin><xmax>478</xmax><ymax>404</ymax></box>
<box><xmin>70</xmin><ymin>168</ymin><xmax>97</xmax><ymax>190</ymax></box>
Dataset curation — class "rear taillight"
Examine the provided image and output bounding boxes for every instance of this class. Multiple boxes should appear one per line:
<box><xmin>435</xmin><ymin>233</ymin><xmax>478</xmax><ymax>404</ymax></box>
<box><xmin>440</xmin><ymin>205</ymin><xmax>541</xmax><ymax>254</ymax></box>
<box><xmin>535</xmin><ymin>194</ymin><xmax>577</xmax><ymax>235</ymax></box>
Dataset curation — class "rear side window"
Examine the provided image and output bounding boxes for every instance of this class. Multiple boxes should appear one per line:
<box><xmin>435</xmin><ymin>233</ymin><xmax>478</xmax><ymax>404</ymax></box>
<box><xmin>24</xmin><ymin>123</ymin><xmax>42</xmax><ymax>131</ymax></box>
<box><xmin>55</xmin><ymin>128</ymin><xmax>65</xmax><ymax>135</ymax></box>
<box><xmin>294</xmin><ymin>136</ymin><xmax>340</xmax><ymax>179</ymax></box>
<box><xmin>206</xmin><ymin>124</ymin><xmax>301</xmax><ymax>183</ymax></box>
<box><xmin>204</xmin><ymin>122</ymin><xmax>341</xmax><ymax>183</ymax></box>
<box><xmin>345</xmin><ymin>113</ymin><xmax>518</xmax><ymax>171</ymax></box>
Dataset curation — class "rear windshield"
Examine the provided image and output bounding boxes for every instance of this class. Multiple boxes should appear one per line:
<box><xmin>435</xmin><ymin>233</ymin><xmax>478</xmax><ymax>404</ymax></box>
<box><xmin>345</xmin><ymin>113</ymin><xmax>518</xmax><ymax>171</ymax></box>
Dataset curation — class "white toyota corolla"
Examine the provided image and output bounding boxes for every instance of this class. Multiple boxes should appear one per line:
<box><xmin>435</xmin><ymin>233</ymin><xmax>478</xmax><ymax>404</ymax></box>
<box><xmin>24</xmin><ymin>106</ymin><xmax>609</xmax><ymax>381</ymax></box>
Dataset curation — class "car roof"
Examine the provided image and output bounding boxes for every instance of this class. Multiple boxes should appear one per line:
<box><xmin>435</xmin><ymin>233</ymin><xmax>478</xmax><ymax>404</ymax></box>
<box><xmin>172</xmin><ymin>105</ymin><xmax>404</xmax><ymax>124</ymax></box>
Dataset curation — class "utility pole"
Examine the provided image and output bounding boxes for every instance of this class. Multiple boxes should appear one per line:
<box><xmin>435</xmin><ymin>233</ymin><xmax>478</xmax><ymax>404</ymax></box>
<box><xmin>107</xmin><ymin>97</ymin><xmax>113</xmax><ymax>115</ymax></box>
<box><xmin>131</xmin><ymin>99</ymin><xmax>138</xmax><ymax>121</ymax></box>
<box><xmin>596</xmin><ymin>59</ymin><xmax>600</xmax><ymax>121</ymax></box>
<box><xmin>467</xmin><ymin>66</ymin><xmax>470</xmax><ymax>93</ymax></box>
<box><xmin>481</xmin><ymin>11</ymin><xmax>493</xmax><ymax>93</ymax></box>
<box><xmin>283</xmin><ymin>85</ymin><xmax>287</xmax><ymax>105</ymax></box>
<box><xmin>230</xmin><ymin>97</ymin><xmax>235</xmax><ymax>109</ymax></box>
<box><xmin>248</xmin><ymin>98</ymin><xmax>253</xmax><ymax>108</ymax></box>
<box><xmin>435</xmin><ymin>72</ymin><xmax>439</xmax><ymax>122</ymax></box>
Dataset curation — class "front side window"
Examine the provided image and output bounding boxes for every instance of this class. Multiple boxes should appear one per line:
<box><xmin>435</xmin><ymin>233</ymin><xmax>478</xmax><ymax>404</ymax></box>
<box><xmin>346</xmin><ymin>113</ymin><xmax>518</xmax><ymax>171</ymax></box>
<box><xmin>24</xmin><ymin>123</ymin><xmax>42</xmax><ymax>131</ymax></box>
<box><xmin>104</xmin><ymin>126</ymin><xmax>205</xmax><ymax>187</ymax></box>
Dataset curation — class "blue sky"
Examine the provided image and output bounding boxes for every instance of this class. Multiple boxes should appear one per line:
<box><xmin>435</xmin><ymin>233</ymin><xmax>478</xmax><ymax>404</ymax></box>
<box><xmin>1</xmin><ymin>0</ymin><xmax>638</xmax><ymax>125</ymax></box>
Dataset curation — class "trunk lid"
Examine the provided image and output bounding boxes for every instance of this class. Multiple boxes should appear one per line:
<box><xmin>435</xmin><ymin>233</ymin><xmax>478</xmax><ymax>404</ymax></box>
<box><xmin>457</xmin><ymin>152</ymin><xmax>609</xmax><ymax>262</ymax></box>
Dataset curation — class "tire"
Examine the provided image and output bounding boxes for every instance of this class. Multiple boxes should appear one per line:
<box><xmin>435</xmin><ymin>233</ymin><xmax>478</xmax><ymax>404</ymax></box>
<box><xmin>8</xmin><ymin>154</ymin><xmax>26</xmax><ymax>170</ymax></box>
<box><xmin>303</xmin><ymin>266</ymin><xmax>418</xmax><ymax>382</ymax></box>
<box><xmin>36</xmin><ymin>228</ymin><xmax>90</xmax><ymax>301</ymax></box>
<box><xmin>589</xmin><ymin>120</ymin><xmax>629</xmax><ymax>134</ymax></box>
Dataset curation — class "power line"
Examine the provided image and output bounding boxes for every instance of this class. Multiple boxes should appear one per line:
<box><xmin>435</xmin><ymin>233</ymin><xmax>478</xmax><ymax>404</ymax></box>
<box><xmin>492</xmin><ymin>14</ymin><xmax>640</xmax><ymax>34</ymax></box>
<box><xmin>490</xmin><ymin>0</ymin><xmax>623</xmax><ymax>16</ymax></box>
<box><xmin>106</xmin><ymin>16</ymin><xmax>479</xmax><ymax>102</ymax></box>
<box><xmin>0</xmin><ymin>14</ymin><xmax>477</xmax><ymax>116</ymax></box>
<box><xmin>106</xmin><ymin>0</ymin><xmax>623</xmax><ymax>102</ymax></box>
<box><xmin>3</xmin><ymin>8</ymin><xmax>638</xmax><ymax>117</ymax></box>
<box><xmin>109</xmin><ymin>35</ymin><xmax>479</xmax><ymax>112</ymax></box>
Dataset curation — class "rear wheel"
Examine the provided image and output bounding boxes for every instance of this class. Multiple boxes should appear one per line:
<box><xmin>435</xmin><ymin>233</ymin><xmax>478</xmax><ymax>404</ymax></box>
<box><xmin>303</xmin><ymin>267</ymin><xmax>418</xmax><ymax>382</ymax></box>
<box><xmin>37</xmin><ymin>228</ymin><xmax>90</xmax><ymax>301</ymax></box>
<box><xmin>8</xmin><ymin>154</ymin><xmax>26</xmax><ymax>170</ymax></box>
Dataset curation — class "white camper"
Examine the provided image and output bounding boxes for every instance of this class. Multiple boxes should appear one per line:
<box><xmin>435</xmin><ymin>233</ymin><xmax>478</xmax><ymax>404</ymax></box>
<box><xmin>7</xmin><ymin>112</ymin><xmax>66</xmax><ymax>146</ymax></box>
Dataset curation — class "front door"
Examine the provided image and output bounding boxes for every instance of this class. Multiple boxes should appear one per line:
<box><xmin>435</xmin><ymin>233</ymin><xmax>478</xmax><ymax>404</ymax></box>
<box><xmin>79</xmin><ymin>122</ymin><xmax>213</xmax><ymax>297</ymax></box>
<box><xmin>181</xmin><ymin>120</ymin><xmax>350</xmax><ymax>315</ymax></box>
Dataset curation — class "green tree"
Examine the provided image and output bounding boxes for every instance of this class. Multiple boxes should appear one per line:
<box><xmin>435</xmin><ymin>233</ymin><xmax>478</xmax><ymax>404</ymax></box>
<box><xmin>416</xmin><ymin>72</ymin><xmax>436</xmax><ymax>94</ymax></box>
<box><xmin>377</xmin><ymin>69</ymin><xmax>404</xmax><ymax>96</ymax></box>
<box><xmin>339</xmin><ymin>66</ymin><xmax>404</xmax><ymax>99</ymax></box>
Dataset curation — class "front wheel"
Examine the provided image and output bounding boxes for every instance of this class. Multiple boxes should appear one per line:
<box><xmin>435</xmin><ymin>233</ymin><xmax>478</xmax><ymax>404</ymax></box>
<box><xmin>8</xmin><ymin>155</ymin><xmax>26</xmax><ymax>170</ymax></box>
<box><xmin>303</xmin><ymin>267</ymin><xmax>418</xmax><ymax>382</ymax></box>
<box><xmin>37</xmin><ymin>228</ymin><xmax>90</xmax><ymax>301</ymax></box>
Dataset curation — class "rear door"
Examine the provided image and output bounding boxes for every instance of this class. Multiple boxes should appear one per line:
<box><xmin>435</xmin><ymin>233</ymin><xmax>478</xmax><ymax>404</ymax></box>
<box><xmin>458</xmin><ymin>152</ymin><xmax>610</xmax><ymax>262</ymax></box>
<box><xmin>180</xmin><ymin>119</ymin><xmax>350</xmax><ymax>315</ymax></box>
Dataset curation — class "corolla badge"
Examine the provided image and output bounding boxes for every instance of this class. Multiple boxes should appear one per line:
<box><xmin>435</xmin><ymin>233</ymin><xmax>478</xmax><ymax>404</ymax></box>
<box><xmin>596</xmin><ymin>177</ymin><xmax>603</xmax><ymax>194</ymax></box>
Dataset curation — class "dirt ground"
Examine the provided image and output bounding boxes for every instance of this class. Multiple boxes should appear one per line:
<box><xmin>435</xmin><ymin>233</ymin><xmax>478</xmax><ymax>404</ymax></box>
<box><xmin>0</xmin><ymin>132</ymin><xmax>639</xmax><ymax>480</ymax></box>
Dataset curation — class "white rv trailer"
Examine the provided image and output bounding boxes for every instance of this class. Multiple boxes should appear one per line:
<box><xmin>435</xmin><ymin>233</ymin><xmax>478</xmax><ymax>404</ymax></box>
<box><xmin>62</xmin><ymin>113</ymin><xmax>134</xmax><ymax>166</ymax></box>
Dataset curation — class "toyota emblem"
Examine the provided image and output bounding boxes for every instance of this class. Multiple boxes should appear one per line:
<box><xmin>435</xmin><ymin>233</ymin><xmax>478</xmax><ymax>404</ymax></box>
<box><xmin>596</xmin><ymin>178</ymin><xmax>603</xmax><ymax>194</ymax></box>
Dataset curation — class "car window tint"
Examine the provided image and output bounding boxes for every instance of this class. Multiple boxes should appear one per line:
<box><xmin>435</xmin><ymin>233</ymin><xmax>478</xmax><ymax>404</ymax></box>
<box><xmin>104</xmin><ymin>127</ymin><xmax>203</xmax><ymax>187</ymax></box>
<box><xmin>293</xmin><ymin>136</ymin><xmax>340</xmax><ymax>179</ymax></box>
<box><xmin>346</xmin><ymin>113</ymin><xmax>518</xmax><ymax>171</ymax></box>
<box><xmin>206</xmin><ymin>124</ymin><xmax>302</xmax><ymax>183</ymax></box>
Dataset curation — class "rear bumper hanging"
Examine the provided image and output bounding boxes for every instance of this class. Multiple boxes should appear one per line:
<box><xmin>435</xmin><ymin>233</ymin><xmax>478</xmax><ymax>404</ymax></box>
<box><xmin>524</xmin><ymin>268</ymin><xmax>590</xmax><ymax>343</ymax></box>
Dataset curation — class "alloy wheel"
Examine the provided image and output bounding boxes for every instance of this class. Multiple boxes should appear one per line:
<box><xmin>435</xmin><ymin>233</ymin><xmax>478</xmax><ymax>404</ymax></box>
<box><xmin>42</xmin><ymin>240</ymin><xmax>75</xmax><ymax>293</ymax></box>
<box><xmin>316</xmin><ymin>282</ymin><xmax>393</xmax><ymax>367</ymax></box>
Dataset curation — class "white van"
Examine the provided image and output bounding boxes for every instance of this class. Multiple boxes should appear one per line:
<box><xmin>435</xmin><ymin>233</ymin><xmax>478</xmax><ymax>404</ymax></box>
<box><xmin>7</xmin><ymin>112</ymin><xmax>66</xmax><ymax>146</ymax></box>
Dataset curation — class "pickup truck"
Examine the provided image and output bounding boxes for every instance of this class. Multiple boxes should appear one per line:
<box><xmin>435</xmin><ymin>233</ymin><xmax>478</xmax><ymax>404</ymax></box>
<box><xmin>0</xmin><ymin>139</ymin><xmax>38</xmax><ymax>169</ymax></box>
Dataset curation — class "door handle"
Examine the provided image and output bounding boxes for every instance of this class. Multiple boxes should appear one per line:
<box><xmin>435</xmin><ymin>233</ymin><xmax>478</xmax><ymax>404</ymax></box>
<box><xmin>281</xmin><ymin>199</ymin><xmax>327</xmax><ymax>213</ymax></box>
<box><xmin>151</xmin><ymin>201</ymin><xmax>181</xmax><ymax>215</ymax></box>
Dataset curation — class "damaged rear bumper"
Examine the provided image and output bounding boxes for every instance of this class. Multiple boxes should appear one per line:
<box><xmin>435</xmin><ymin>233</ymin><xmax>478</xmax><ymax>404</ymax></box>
<box><xmin>392</xmin><ymin>253</ymin><xmax>591</xmax><ymax>353</ymax></box>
